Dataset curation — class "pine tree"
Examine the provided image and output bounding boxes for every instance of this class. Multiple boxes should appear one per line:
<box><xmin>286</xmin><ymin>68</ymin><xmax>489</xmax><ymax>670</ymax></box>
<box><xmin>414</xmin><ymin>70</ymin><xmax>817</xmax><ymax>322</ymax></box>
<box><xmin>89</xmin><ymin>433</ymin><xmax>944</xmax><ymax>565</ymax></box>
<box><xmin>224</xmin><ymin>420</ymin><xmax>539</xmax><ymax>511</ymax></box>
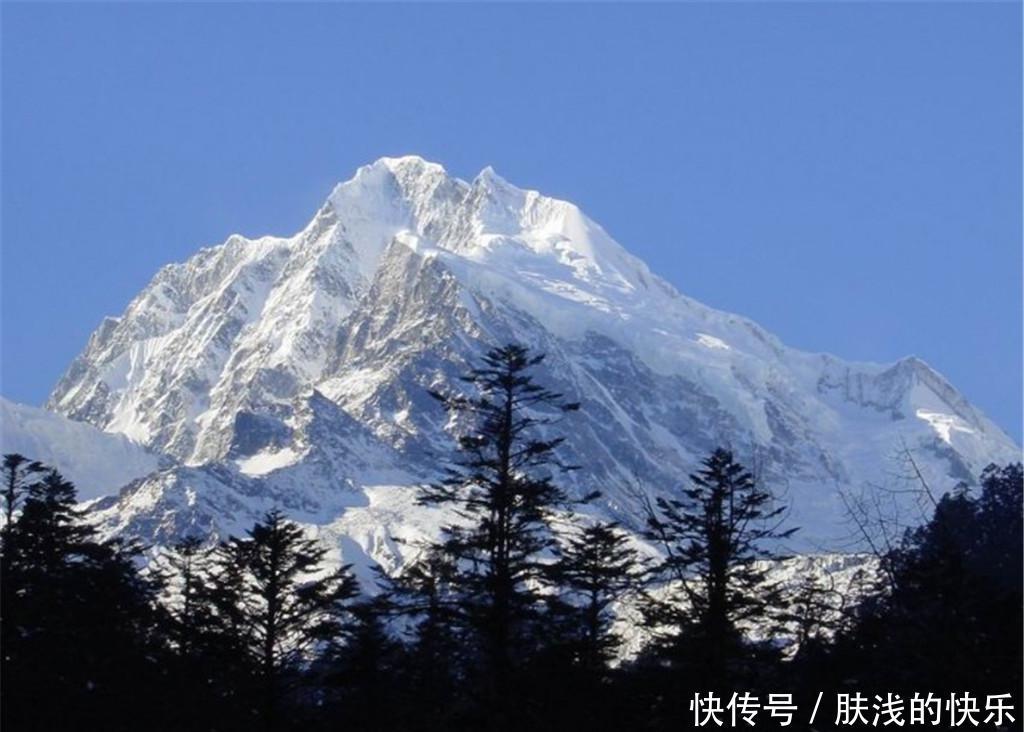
<box><xmin>418</xmin><ymin>344</ymin><xmax>587</xmax><ymax>723</ymax></box>
<box><xmin>155</xmin><ymin>535</ymin><xmax>215</xmax><ymax>657</ymax></box>
<box><xmin>973</xmin><ymin>462</ymin><xmax>1023</xmax><ymax>589</ymax></box>
<box><xmin>209</xmin><ymin>509</ymin><xmax>360</xmax><ymax>732</ymax></box>
<box><xmin>1</xmin><ymin>453</ymin><xmax>45</xmax><ymax>528</ymax></box>
<box><xmin>641</xmin><ymin>448</ymin><xmax>796</xmax><ymax>684</ymax></box>
<box><xmin>7</xmin><ymin>469</ymin><xmax>94</xmax><ymax>574</ymax></box>
<box><xmin>317</xmin><ymin>597</ymin><xmax>404</xmax><ymax>732</ymax></box>
<box><xmin>548</xmin><ymin>521</ymin><xmax>644</xmax><ymax>672</ymax></box>
<box><xmin>1</xmin><ymin>466</ymin><xmax>164</xmax><ymax>732</ymax></box>
<box><xmin>383</xmin><ymin>546</ymin><xmax>463</xmax><ymax>727</ymax></box>
<box><xmin>150</xmin><ymin>535</ymin><xmax>243</xmax><ymax>731</ymax></box>
<box><xmin>831</xmin><ymin>463</ymin><xmax>1023</xmax><ymax>695</ymax></box>
<box><xmin>0</xmin><ymin>454</ymin><xmax>43</xmax><ymax>679</ymax></box>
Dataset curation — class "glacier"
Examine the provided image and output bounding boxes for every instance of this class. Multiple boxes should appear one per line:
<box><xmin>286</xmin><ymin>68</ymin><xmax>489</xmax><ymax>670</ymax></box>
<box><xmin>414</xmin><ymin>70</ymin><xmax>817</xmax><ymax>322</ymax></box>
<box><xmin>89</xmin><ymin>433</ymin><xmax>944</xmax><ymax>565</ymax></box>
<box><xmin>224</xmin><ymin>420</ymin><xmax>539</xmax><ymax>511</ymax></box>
<box><xmin>1</xmin><ymin>155</ymin><xmax>1015</xmax><ymax>576</ymax></box>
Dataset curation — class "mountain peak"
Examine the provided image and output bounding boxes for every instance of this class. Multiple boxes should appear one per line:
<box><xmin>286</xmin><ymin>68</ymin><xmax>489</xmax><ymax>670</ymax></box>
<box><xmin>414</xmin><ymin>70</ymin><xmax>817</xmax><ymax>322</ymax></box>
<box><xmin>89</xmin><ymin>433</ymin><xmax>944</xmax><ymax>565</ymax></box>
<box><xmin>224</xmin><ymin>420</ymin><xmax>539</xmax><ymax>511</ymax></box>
<box><xmin>366</xmin><ymin>154</ymin><xmax>446</xmax><ymax>176</ymax></box>
<box><xmin>42</xmin><ymin>157</ymin><xmax>1019</xmax><ymax>551</ymax></box>
<box><xmin>473</xmin><ymin>164</ymin><xmax>517</xmax><ymax>192</ymax></box>
<box><xmin>330</xmin><ymin>155</ymin><xmax>456</xmax><ymax>208</ymax></box>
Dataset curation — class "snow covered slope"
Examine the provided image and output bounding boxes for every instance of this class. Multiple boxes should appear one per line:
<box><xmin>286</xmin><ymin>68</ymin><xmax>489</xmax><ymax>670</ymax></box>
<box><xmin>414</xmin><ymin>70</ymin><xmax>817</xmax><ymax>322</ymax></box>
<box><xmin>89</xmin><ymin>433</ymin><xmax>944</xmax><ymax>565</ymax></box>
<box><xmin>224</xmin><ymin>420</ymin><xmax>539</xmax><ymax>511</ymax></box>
<box><xmin>0</xmin><ymin>397</ymin><xmax>163</xmax><ymax>500</ymax></box>
<box><xmin>36</xmin><ymin>156</ymin><xmax>1019</xmax><ymax>561</ymax></box>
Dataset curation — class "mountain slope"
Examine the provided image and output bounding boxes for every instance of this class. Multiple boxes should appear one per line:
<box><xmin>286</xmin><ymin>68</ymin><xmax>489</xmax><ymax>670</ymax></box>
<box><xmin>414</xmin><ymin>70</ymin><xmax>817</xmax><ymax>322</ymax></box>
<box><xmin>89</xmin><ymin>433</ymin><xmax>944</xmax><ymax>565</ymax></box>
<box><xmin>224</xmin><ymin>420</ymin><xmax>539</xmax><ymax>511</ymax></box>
<box><xmin>0</xmin><ymin>397</ymin><xmax>164</xmax><ymax>501</ymax></box>
<box><xmin>43</xmin><ymin>156</ymin><xmax>1019</xmax><ymax>558</ymax></box>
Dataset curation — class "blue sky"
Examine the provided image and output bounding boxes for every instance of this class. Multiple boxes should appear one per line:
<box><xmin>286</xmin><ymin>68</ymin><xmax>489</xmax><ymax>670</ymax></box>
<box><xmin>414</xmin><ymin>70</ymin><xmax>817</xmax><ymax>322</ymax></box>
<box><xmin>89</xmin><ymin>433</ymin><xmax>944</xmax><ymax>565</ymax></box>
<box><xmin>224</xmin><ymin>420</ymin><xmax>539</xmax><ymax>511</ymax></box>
<box><xmin>2</xmin><ymin>3</ymin><xmax>1021</xmax><ymax>442</ymax></box>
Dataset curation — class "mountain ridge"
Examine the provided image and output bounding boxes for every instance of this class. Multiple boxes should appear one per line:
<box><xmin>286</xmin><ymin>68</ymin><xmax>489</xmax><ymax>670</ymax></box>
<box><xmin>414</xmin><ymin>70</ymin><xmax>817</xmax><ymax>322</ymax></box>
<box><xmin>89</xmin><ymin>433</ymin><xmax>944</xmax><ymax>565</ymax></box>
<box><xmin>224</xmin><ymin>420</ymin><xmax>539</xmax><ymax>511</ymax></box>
<box><xmin>15</xmin><ymin>155</ymin><xmax>1017</xmax><ymax>565</ymax></box>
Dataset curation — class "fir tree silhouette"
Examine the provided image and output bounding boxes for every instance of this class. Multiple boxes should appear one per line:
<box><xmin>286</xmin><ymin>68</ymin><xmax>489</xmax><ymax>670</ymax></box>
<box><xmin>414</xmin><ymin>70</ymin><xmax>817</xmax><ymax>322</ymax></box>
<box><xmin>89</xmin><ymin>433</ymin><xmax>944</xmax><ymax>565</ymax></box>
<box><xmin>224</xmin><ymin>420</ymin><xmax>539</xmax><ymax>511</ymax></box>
<box><xmin>0</xmin><ymin>463</ymin><xmax>164</xmax><ymax>732</ymax></box>
<box><xmin>208</xmin><ymin>509</ymin><xmax>360</xmax><ymax>732</ymax></box>
<box><xmin>641</xmin><ymin>448</ymin><xmax>796</xmax><ymax>687</ymax></box>
<box><xmin>547</xmin><ymin>520</ymin><xmax>645</xmax><ymax>673</ymax></box>
<box><xmin>418</xmin><ymin>344</ymin><xmax>588</xmax><ymax>728</ymax></box>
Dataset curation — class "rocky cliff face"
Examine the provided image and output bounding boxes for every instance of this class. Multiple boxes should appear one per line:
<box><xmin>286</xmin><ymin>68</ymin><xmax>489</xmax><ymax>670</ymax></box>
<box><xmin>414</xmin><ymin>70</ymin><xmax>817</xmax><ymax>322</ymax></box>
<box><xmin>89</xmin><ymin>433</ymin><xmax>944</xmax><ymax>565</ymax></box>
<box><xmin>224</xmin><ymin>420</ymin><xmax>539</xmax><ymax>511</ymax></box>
<box><xmin>41</xmin><ymin>156</ymin><xmax>1019</xmax><ymax>571</ymax></box>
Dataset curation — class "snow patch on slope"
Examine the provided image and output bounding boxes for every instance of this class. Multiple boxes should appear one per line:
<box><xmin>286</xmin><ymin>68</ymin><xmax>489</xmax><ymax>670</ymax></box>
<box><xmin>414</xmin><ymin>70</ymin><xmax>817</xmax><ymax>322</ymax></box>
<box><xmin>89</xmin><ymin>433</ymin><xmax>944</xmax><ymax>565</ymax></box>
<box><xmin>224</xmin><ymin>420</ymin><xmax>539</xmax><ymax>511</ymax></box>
<box><xmin>236</xmin><ymin>447</ymin><xmax>303</xmax><ymax>476</ymax></box>
<box><xmin>916</xmin><ymin>409</ymin><xmax>976</xmax><ymax>445</ymax></box>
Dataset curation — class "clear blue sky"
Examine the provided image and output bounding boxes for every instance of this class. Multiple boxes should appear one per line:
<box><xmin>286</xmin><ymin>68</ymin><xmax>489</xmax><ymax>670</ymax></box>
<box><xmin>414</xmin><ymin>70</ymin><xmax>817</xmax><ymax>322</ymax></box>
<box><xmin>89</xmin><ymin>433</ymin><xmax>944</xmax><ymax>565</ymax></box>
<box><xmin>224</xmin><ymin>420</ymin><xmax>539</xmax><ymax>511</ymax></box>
<box><xmin>2</xmin><ymin>3</ymin><xmax>1021</xmax><ymax>443</ymax></box>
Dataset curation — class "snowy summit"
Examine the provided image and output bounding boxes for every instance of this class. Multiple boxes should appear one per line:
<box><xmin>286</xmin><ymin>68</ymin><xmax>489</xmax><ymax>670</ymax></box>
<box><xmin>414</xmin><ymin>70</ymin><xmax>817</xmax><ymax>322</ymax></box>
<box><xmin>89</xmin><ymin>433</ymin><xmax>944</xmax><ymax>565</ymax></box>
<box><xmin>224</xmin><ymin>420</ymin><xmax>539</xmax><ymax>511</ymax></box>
<box><xmin>2</xmin><ymin>155</ymin><xmax>1015</xmax><ymax>570</ymax></box>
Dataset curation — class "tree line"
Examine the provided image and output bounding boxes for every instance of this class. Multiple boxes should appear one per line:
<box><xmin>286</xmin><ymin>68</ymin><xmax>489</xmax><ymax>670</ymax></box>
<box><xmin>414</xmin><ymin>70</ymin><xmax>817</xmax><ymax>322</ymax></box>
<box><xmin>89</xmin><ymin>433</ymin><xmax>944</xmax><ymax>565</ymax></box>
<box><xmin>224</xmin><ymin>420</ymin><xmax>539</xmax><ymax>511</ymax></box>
<box><xmin>1</xmin><ymin>345</ymin><xmax>1020</xmax><ymax>731</ymax></box>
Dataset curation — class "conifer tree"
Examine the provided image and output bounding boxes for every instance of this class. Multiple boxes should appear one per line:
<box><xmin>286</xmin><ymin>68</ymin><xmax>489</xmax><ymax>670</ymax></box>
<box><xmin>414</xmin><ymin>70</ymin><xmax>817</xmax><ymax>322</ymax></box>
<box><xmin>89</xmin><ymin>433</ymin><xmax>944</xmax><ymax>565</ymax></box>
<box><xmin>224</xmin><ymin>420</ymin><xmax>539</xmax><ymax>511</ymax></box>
<box><xmin>419</xmin><ymin>344</ymin><xmax>586</xmax><ymax>721</ymax></box>
<box><xmin>1</xmin><ymin>453</ymin><xmax>45</xmax><ymax>528</ymax></box>
<box><xmin>150</xmin><ymin>535</ymin><xmax>241</xmax><ymax>731</ymax></box>
<box><xmin>0</xmin><ymin>466</ymin><xmax>164</xmax><ymax>732</ymax></box>
<box><xmin>317</xmin><ymin>597</ymin><xmax>404</xmax><ymax>732</ymax></box>
<box><xmin>0</xmin><ymin>454</ymin><xmax>44</xmax><ymax>673</ymax></box>
<box><xmin>209</xmin><ymin>509</ymin><xmax>360</xmax><ymax>732</ymax></box>
<box><xmin>383</xmin><ymin>546</ymin><xmax>463</xmax><ymax>724</ymax></box>
<box><xmin>155</xmin><ymin>535</ymin><xmax>215</xmax><ymax>657</ymax></box>
<box><xmin>831</xmin><ymin>463</ymin><xmax>1023</xmax><ymax>695</ymax></box>
<box><xmin>548</xmin><ymin>521</ymin><xmax>644</xmax><ymax>672</ymax></box>
<box><xmin>642</xmin><ymin>448</ymin><xmax>796</xmax><ymax>683</ymax></box>
<box><xmin>973</xmin><ymin>462</ymin><xmax>1023</xmax><ymax>589</ymax></box>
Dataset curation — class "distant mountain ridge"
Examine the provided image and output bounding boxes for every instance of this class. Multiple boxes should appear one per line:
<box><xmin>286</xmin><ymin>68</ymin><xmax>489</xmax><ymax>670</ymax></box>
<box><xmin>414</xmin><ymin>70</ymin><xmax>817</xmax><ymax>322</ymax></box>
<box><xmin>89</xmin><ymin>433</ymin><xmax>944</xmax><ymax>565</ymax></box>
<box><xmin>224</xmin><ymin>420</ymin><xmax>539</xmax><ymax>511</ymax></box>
<box><xmin>4</xmin><ymin>156</ymin><xmax>1014</xmax><ymax>571</ymax></box>
<box><xmin>0</xmin><ymin>397</ymin><xmax>163</xmax><ymax>501</ymax></box>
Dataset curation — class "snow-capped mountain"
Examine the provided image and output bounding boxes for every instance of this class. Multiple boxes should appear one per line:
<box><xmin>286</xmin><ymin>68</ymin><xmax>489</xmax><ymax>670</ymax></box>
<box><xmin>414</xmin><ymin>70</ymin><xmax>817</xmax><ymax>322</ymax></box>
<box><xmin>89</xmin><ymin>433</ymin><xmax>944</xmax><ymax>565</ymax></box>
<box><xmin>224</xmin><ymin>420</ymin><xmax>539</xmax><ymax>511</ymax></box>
<box><xmin>31</xmin><ymin>156</ymin><xmax>1019</xmax><ymax>567</ymax></box>
<box><xmin>0</xmin><ymin>397</ymin><xmax>164</xmax><ymax>501</ymax></box>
